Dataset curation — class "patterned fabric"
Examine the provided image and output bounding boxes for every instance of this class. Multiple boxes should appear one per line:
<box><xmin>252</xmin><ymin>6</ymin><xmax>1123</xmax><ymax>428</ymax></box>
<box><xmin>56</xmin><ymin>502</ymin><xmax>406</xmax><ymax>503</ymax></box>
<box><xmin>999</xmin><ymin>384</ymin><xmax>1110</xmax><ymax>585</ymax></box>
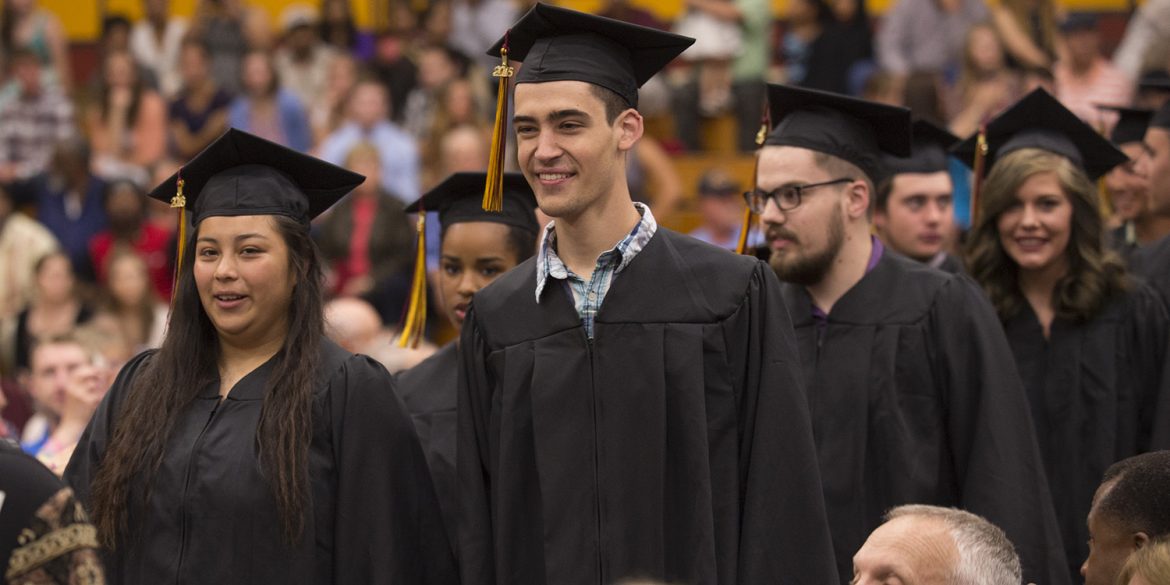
<box><xmin>5</xmin><ymin>488</ymin><xmax>104</xmax><ymax>585</ymax></box>
<box><xmin>0</xmin><ymin>90</ymin><xmax>74</xmax><ymax>180</ymax></box>
<box><xmin>535</xmin><ymin>203</ymin><xmax>658</xmax><ymax>337</ymax></box>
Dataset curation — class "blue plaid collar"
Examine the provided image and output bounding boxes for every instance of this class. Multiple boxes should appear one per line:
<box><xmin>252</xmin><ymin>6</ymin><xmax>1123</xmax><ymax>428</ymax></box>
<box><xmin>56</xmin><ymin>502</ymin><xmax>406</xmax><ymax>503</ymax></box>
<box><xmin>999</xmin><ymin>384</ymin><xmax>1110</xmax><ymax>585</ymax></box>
<box><xmin>535</xmin><ymin>202</ymin><xmax>657</xmax><ymax>302</ymax></box>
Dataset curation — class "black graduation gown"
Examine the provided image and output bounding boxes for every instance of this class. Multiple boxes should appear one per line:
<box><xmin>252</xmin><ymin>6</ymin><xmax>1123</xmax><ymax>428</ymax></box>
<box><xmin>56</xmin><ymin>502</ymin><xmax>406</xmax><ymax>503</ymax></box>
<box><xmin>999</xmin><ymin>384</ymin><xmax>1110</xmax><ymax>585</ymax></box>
<box><xmin>934</xmin><ymin>252</ymin><xmax>965</xmax><ymax>275</ymax></box>
<box><xmin>1004</xmin><ymin>283</ymin><xmax>1170</xmax><ymax>578</ymax></box>
<box><xmin>64</xmin><ymin>339</ymin><xmax>457</xmax><ymax>585</ymax></box>
<box><xmin>780</xmin><ymin>251</ymin><xmax>1070</xmax><ymax>585</ymax></box>
<box><xmin>393</xmin><ymin>342</ymin><xmax>459</xmax><ymax>553</ymax></box>
<box><xmin>458</xmin><ymin>228</ymin><xmax>839</xmax><ymax>585</ymax></box>
<box><xmin>1133</xmin><ymin>234</ymin><xmax>1170</xmax><ymax>309</ymax></box>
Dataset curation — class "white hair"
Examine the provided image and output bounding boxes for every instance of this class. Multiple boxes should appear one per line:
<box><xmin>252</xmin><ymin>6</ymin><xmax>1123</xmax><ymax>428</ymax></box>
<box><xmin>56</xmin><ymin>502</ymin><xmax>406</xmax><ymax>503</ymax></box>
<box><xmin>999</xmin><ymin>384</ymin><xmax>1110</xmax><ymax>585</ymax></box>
<box><xmin>886</xmin><ymin>505</ymin><xmax>1023</xmax><ymax>585</ymax></box>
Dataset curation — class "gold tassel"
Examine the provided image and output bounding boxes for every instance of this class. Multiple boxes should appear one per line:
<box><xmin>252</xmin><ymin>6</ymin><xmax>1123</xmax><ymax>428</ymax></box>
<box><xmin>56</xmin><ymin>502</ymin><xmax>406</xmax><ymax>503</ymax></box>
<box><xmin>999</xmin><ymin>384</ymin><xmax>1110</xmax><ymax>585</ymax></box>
<box><xmin>397</xmin><ymin>212</ymin><xmax>428</xmax><ymax>348</ymax></box>
<box><xmin>970</xmin><ymin>124</ymin><xmax>988</xmax><ymax>227</ymax></box>
<box><xmin>737</xmin><ymin>100</ymin><xmax>771</xmax><ymax>255</ymax></box>
<box><xmin>483</xmin><ymin>33</ymin><xmax>514</xmax><ymax>212</ymax></box>
<box><xmin>169</xmin><ymin>176</ymin><xmax>187</xmax><ymax>307</ymax></box>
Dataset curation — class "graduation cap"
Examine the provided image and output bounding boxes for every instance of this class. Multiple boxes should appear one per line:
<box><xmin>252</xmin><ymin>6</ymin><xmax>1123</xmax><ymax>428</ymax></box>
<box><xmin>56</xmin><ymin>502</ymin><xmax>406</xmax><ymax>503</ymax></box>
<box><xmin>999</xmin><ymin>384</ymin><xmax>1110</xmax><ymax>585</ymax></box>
<box><xmin>148</xmin><ymin>128</ymin><xmax>364</xmax><ymax>301</ymax></box>
<box><xmin>1153</xmin><ymin>101</ymin><xmax>1170</xmax><ymax>131</ymax></box>
<box><xmin>1138</xmin><ymin>70</ymin><xmax>1170</xmax><ymax>93</ymax></box>
<box><xmin>952</xmin><ymin>88</ymin><xmax>1127</xmax><ymax>181</ymax></box>
<box><xmin>883</xmin><ymin>119</ymin><xmax>960</xmax><ymax>175</ymax></box>
<box><xmin>1094</xmin><ymin>104</ymin><xmax>1154</xmax><ymax>145</ymax></box>
<box><xmin>396</xmin><ymin>172</ymin><xmax>539</xmax><ymax>348</ymax></box>
<box><xmin>148</xmin><ymin>128</ymin><xmax>364</xmax><ymax>226</ymax></box>
<box><xmin>478</xmin><ymin>3</ymin><xmax>694</xmax><ymax>212</ymax></box>
<box><xmin>762</xmin><ymin>83</ymin><xmax>913</xmax><ymax>184</ymax></box>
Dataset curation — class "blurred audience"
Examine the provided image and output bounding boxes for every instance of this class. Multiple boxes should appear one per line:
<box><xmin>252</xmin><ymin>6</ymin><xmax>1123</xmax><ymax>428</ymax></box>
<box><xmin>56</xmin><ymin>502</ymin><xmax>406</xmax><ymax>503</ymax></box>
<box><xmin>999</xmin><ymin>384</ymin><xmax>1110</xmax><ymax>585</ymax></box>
<box><xmin>37</xmin><ymin>137</ymin><xmax>107</xmax><ymax>281</ymax></box>
<box><xmin>168</xmin><ymin>39</ymin><xmax>231</xmax><ymax>160</ymax></box>
<box><xmin>130</xmin><ymin>0</ymin><xmax>189</xmax><ymax>99</ymax></box>
<box><xmin>319</xmin><ymin>80</ymin><xmax>419</xmax><ymax>202</ymax></box>
<box><xmin>0</xmin><ymin>184</ymin><xmax>58</xmax><ymax>320</ymax></box>
<box><xmin>448</xmin><ymin>0</ymin><xmax>517</xmax><ymax>74</ymax></box>
<box><xmin>1112</xmin><ymin>0</ymin><xmax>1170</xmax><ymax>80</ymax></box>
<box><xmin>230</xmin><ymin>49</ymin><xmax>312</xmax><ymax>152</ymax></box>
<box><xmin>1054</xmin><ymin>14</ymin><xmax>1133</xmax><ymax>127</ymax></box>
<box><xmin>93</xmin><ymin>251</ymin><xmax>167</xmax><ymax>352</ymax></box>
<box><xmin>190</xmin><ymin>0</ymin><xmax>247</xmax><ymax>94</ymax></box>
<box><xmin>688</xmin><ymin>168</ymin><xmax>753</xmax><ymax>250</ymax></box>
<box><xmin>0</xmin><ymin>252</ymin><xmax>92</xmax><ymax>375</ymax></box>
<box><xmin>402</xmin><ymin>43</ymin><xmax>466</xmax><ymax>141</ymax></box>
<box><xmin>0</xmin><ymin>0</ymin><xmax>72</xmax><ymax>91</ymax></box>
<box><xmin>86</xmin><ymin>49</ymin><xmax>167</xmax><ymax>185</ymax></box>
<box><xmin>987</xmin><ymin>0</ymin><xmax>1059</xmax><ymax>70</ymax></box>
<box><xmin>0</xmin><ymin>48</ymin><xmax>75</xmax><ymax>205</ymax></box>
<box><xmin>88</xmin><ymin>179</ymin><xmax>172</xmax><ymax>299</ymax></box>
<box><xmin>420</xmin><ymin>77</ymin><xmax>489</xmax><ymax>188</ymax></box>
<box><xmin>275</xmin><ymin>4</ymin><xmax>337</xmax><ymax>110</ymax></box>
<box><xmin>876</xmin><ymin>0</ymin><xmax>988</xmax><ymax>82</ymax></box>
<box><xmin>310</xmin><ymin>52</ymin><xmax>360</xmax><ymax>144</ymax></box>
<box><xmin>948</xmin><ymin>22</ymin><xmax>1022</xmax><ymax>137</ymax></box>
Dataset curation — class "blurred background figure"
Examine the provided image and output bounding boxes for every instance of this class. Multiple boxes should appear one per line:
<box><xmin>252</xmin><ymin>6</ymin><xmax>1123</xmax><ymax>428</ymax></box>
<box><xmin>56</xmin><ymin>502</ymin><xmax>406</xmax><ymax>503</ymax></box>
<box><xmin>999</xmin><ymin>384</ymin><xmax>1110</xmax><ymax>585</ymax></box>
<box><xmin>86</xmin><ymin>49</ymin><xmax>166</xmax><ymax>186</ymax></box>
<box><xmin>309</xmin><ymin>52</ymin><xmax>359</xmax><ymax>144</ymax></box>
<box><xmin>92</xmin><ymin>251</ymin><xmax>167</xmax><ymax>352</ymax></box>
<box><xmin>36</xmin><ymin>138</ymin><xmax>106</xmax><ymax>282</ymax></box>
<box><xmin>189</xmin><ymin>0</ymin><xmax>247</xmax><ymax>94</ymax></box>
<box><xmin>0</xmin><ymin>48</ymin><xmax>75</xmax><ymax>205</ymax></box>
<box><xmin>319</xmin><ymin>80</ymin><xmax>419</xmax><ymax>203</ymax></box>
<box><xmin>687</xmin><ymin>168</ymin><xmax>750</xmax><ymax>250</ymax></box>
<box><xmin>1</xmin><ymin>252</ymin><xmax>92</xmax><ymax>377</ymax></box>
<box><xmin>275</xmin><ymin>3</ymin><xmax>336</xmax><ymax>110</ymax></box>
<box><xmin>324</xmin><ymin>296</ymin><xmax>383</xmax><ymax>354</ymax></box>
<box><xmin>0</xmin><ymin>0</ymin><xmax>72</xmax><ymax>91</ymax></box>
<box><xmin>0</xmin><ymin>184</ymin><xmax>58</xmax><ymax>320</ymax></box>
<box><xmin>130</xmin><ymin>0</ymin><xmax>188</xmax><ymax>99</ymax></box>
<box><xmin>88</xmin><ymin>179</ymin><xmax>172</xmax><ymax>300</ymax></box>
<box><xmin>168</xmin><ymin>38</ymin><xmax>231</xmax><ymax>160</ymax></box>
<box><xmin>229</xmin><ymin>49</ymin><xmax>312</xmax><ymax>151</ymax></box>
<box><xmin>1053</xmin><ymin>14</ymin><xmax>1132</xmax><ymax>127</ymax></box>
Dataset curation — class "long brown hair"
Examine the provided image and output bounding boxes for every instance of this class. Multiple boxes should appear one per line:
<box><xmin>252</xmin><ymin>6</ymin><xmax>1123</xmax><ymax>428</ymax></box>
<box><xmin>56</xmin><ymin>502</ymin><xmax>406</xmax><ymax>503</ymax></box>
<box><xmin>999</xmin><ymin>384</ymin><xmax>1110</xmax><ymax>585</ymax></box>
<box><xmin>965</xmin><ymin>148</ymin><xmax>1128</xmax><ymax>322</ymax></box>
<box><xmin>89</xmin><ymin>215</ymin><xmax>325</xmax><ymax>547</ymax></box>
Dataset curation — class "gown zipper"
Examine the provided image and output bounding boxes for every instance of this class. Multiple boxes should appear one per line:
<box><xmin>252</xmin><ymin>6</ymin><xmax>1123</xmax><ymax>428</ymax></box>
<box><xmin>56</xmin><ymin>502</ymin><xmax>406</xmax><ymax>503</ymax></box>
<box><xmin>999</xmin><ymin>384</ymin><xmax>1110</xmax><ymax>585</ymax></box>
<box><xmin>174</xmin><ymin>398</ymin><xmax>222</xmax><ymax>584</ymax></box>
<box><xmin>585</xmin><ymin>331</ymin><xmax>604</xmax><ymax>583</ymax></box>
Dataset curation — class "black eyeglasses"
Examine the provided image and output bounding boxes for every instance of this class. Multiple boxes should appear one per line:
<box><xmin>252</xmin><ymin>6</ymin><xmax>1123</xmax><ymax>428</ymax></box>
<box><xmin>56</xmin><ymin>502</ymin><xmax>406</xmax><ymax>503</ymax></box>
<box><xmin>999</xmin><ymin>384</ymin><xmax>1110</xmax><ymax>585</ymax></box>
<box><xmin>743</xmin><ymin>177</ymin><xmax>855</xmax><ymax>213</ymax></box>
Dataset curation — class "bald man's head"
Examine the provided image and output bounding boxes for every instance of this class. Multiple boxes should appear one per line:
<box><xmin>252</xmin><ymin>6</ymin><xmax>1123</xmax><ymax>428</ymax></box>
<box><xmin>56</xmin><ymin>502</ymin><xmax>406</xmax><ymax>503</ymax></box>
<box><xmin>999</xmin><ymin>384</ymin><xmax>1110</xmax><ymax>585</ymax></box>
<box><xmin>325</xmin><ymin>297</ymin><xmax>384</xmax><ymax>353</ymax></box>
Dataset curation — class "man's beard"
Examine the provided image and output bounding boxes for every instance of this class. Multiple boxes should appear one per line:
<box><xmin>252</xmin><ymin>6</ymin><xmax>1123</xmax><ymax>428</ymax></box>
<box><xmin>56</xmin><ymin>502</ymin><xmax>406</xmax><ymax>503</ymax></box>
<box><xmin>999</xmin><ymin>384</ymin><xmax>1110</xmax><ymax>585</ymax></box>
<box><xmin>769</xmin><ymin>205</ymin><xmax>845</xmax><ymax>287</ymax></box>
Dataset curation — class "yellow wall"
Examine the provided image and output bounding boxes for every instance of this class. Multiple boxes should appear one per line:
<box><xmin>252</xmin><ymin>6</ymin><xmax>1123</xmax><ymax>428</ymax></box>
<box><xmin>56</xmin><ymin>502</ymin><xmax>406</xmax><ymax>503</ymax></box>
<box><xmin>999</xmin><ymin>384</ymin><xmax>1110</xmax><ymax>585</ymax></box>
<box><xmin>49</xmin><ymin>0</ymin><xmax>1138</xmax><ymax>42</ymax></box>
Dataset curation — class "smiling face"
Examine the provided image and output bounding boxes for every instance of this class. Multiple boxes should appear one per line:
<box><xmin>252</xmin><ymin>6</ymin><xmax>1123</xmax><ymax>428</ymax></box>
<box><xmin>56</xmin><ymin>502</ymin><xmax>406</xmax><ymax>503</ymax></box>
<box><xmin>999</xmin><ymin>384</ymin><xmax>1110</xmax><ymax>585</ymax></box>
<box><xmin>1141</xmin><ymin>127</ymin><xmax>1170</xmax><ymax>215</ymax></box>
<box><xmin>193</xmin><ymin>215</ymin><xmax>295</xmax><ymax>347</ymax></box>
<box><xmin>756</xmin><ymin>146</ymin><xmax>854</xmax><ymax>286</ymax></box>
<box><xmin>875</xmin><ymin>171</ymin><xmax>954</xmax><ymax>262</ymax></box>
<box><xmin>513</xmin><ymin>80</ymin><xmax>639</xmax><ymax>222</ymax></box>
<box><xmin>852</xmin><ymin>515</ymin><xmax>959</xmax><ymax>585</ymax></box>
<box><xmin>996</xmin><ymin>171</ymin><xmax>1073</xmax><ymax>276</ymax></box>
<box><xmin>1106</xmin><ymin>142</ymin><xmax>1151</xmax><ymax>222</ymax></box>
<box><xmin>438</xmin><ymin>222</ymin><xmax>521</xmax><ymax>329</ymax></box>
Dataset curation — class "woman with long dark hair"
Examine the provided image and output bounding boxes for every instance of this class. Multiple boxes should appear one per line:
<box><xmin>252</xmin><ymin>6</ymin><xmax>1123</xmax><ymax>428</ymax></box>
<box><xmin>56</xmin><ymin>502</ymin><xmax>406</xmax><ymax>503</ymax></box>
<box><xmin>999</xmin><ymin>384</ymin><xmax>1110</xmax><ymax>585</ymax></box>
<box><xmin>64</xmin><ymin>129</ymin><xmax>456</xmax><ymax>585</ymax></box>
<box><xmin>961</xmin><ymin>89</ymin><xmax>1170</xmax><ymax>579</ymax></box>
<box><xmin>394</xmin><ymin>172</ymin><xmax>537</xmax><ymax>550</ymax></box>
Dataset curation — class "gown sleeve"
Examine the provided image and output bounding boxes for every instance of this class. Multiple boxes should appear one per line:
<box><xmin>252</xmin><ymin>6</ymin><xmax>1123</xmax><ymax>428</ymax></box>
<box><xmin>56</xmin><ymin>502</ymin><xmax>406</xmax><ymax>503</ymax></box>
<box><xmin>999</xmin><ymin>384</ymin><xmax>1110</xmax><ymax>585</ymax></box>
<box><xmin>733</xmin><ymin>263</ymin><xmax>839</xmax><ymax>584</ymax></box>
<box><xmin>456</xmin><ymin>307</ymin><xmax>495</xmax><ymax>585</ymax></box>
<box><xmin>328</xmin><ymin>354</ymin><xmax>458</xmax><ymax>585</ymax></box>
<box><xmin>932</xmin><ymin>277</ymin><xmax>1071</xmax><ymax>585</ymax></box>
<box><xmin>1129</xmin><ymin>284</ymin><xmax>1170</xmax><ymax>450</ymax></box>
<box><xmin>64</xmin><ymin>350</ymin><xmax>156</xmax><ymax>511</ymax></box>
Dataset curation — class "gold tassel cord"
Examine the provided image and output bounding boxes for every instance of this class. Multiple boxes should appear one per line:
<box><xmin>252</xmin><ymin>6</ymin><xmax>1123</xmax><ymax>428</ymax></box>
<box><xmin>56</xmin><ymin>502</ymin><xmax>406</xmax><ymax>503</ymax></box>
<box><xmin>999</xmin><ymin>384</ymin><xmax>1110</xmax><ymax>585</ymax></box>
<box><xmin>483</xmin><ymin>35</ymin><xmax>514</xmax><ymax>213</ymax></box>
<box><xmin>169</xmin><ymin>177</ymin><xmax>187</xmax><ymax>309</ymax></box>
<box><xmin>737</xmin><ymin>102</ymin><xmax>771</xmax><ymax>255</ymax></box>
<box><xmin>970</xmin><ymin>126</ymin><xmax>988</xmax><ymax>228</ymax></box>
<box><xmin>397</xmin><ymin>212</ymin><xmax>428</xmax><ymax>348</ymax></box>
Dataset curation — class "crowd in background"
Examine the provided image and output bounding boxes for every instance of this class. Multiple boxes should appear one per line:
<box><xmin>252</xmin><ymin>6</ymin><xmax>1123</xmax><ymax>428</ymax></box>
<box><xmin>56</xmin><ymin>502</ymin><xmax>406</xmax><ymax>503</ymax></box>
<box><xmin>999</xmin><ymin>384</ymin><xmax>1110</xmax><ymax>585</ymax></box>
<box><xmin>0</xmin><ymin>0</ymin><xmax>1168</xmax><ymax>475</ymax></box>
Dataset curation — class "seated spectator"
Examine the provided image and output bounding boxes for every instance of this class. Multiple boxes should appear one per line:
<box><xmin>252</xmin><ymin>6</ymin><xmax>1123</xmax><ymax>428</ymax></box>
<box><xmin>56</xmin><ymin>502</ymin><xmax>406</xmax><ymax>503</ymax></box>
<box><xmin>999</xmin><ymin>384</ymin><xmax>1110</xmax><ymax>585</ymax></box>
<box><xmin>324</xmin><ymin>296</ymin><xmax>384</xmax><ymax>354</ymax></box>
<box><xmin>189</xmin><ymin>0</ymin><xmax>247</xmax><ymax>94</ymax></box>
<box><xmin>688</xmin><ymin>168</ymin><xmax>754</xmax><ymax>250</ymax></box>
<box><xmin>420</xmin><ymin>77</ymin><xmax>489</xmax><ymax>188</ymax></box>
<box><xmin>168</xmin><ymin>39</ymin><xmax>232</xmax><ymax>161</ymax></box>
<box><xmin>320</xmin><ymin>0</ymin><xmax>368</xmax><ymax>57</ymax></box>
<box><xmin>318</xmin><ymin>80</ymin><xmax>419</xmax><ymax>203</ymax></box>
<box><xmin>1054</xmin><ymin>14</ymin><xmax>1133</xmax><ymax>127</ymax></box>
<box><xmin>674</xmin><ymin>0</ymin><xmax>743</xmax><ymax>116</ymax></box>
<box><xmin>599</xmin><ymin>0</ymin><xmax>669</xmax><ymax>30</ymax></box>
<box><xmin>17</xmin><ymin>333</ymin><xmax>91</xmax><ymax>459</ymax></box>
<box><xmin>93</xmin><ymin>251</ymin><xmax>167</xmax><ymax>352</ymax></box>
<box><xmin>316</xmin><ymin>142</ymin><xmax>414</xmax><ymax>298</ymax></box>
<box><xmin>0</xmin><ymin>0</ymin><xmax>72</xmax><ymax>91</ymax></box>
<box><xmin>876</xmin><ymin>0</ymin><xmax>988</xmax><ymax>82</ymax></box>
<box><xmin>309</xmin><ymin>52</ymin><xmax>359</xmax><ymax>145</ymax></box>
<box><xmin>0</xmin><ymin>252</ymin><xmax>92</xmax><ymax>376</ymax></box>
<box><xmin>86</xmin><ymin>49</ymin><xmax>167</xmax><ymax>186</ymax></box>
<box><xmin>1118</xmin><ymin>537</ymin><xmax>1170</xmax><ymax>585</ymax></box>
<box><xmin>447</xmin><ymin>0</ymin><xmax>517</xmax><ymax>74</ymax></box>
<box><xmin>88</xmin><ymin>180</ymin><xmax>172</xmax><ymax>299</ymax></box>
<box><xmin>853</xmin><ymin>504</ymin><xmax>1022</xmax><ymax>584</ymax></box>
<box><xmin>0</xmin><ymin>440</ymin><xmax>106</xmax><ymax>582</ymax></box>
<box><xmin>0</xmin><ymin>48</ymin><xmax>74</xmax><ymax>205</ymax></box>
<box><xmin>436</xmin><ymin>124</ymin><xmax>488</xmax><ymax>176</ymax></box>
<box><xmin>274</xmin><ymin>4</ymin><xmax>336</xmax><ymax>111</ymax></box>
<box><xmin>37</xmin><ymin>138</ymin><xmax>107</xmax><ymax>282</ymax></box>
<box><xmin>91</xmin><ymin>15</ymin><xmax>157</xmax><ymax>92</ymax></box>
<box><xmin>130</xmin><ymin>0</ymin><xmax>189</xmax><ymax>99</ymax></box>
<box><xmin>948</xmin><ymin>22</ymin><xmax>1023</xmax><ymax>137</ymax></box>
<box><xmin>1082</xmin><ymin>451</ymin><xmax>1170</xmax><ymax>585</ymax></box>
<box><xmin>229</xmin><ymin>50</ymin><xmax>311</xmax><ymax>152</ymax></box>
<box><xmin>0</xmin><ymin>183</ymin><xmax>57</xmax><ymax>320</ymax></box>
<box><xmin>369</xmin><ymin>29</ymin><xmax>418</xmax><ymax>126</ymax></box>
<box><xmin>28</xmin><ymin>333</ymin><xmax>110</xmax><ymax>475</ymax></box>
<box><xmin>987</xmin><ymin>0</ymin><xmax>1058</xmax><ymax>70</ymax></box>
<box><xmin>402</xmin><ymin>43</ymin><xmax>466</xmax><ymax>141</ymax></box>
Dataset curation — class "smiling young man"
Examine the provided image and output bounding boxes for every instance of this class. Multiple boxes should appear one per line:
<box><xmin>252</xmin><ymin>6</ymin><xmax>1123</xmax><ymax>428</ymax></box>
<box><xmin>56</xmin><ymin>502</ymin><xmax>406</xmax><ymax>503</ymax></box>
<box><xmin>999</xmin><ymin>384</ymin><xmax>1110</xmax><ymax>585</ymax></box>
<box><xmin>873</xmin><ymin>120</ymin><xmax>963</xmax><ymax>273</ymax></box>
<box><xmin>1132</xmin><ymin>102</ymin><xmax>1170</xmax><ymax>307</ymax></box>
<box><xmin>456</xmin><ymin>5</ymin><xmax>836</xmax><ymax>585</ymax></box>
<box><xmin>753</xmin><ymin>83</ymin><xmax>1069</xmax><ymax>585</ymax></box>
<box><xmin>1097</xmin><ymin>105</ymin><xmax>1169</xmax><ymax>263</ymax></box>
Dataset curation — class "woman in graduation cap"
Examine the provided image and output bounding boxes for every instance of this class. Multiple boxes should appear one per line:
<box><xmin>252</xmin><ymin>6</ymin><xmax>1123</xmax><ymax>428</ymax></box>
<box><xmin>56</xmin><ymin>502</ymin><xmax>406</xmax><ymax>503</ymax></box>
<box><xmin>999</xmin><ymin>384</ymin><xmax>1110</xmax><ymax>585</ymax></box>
<box><xmin>393</xmin><ymin>171</ymin><xmax>539</xmax><ymax>552</ymax></box>
<box><xmin>960</xmin><ymin>88</ymin><xmax>1170</xmax><ymax>579</ymax></box>
<box><xmin>62</xmin><ymin>129</ymin><xmax>458</xmax><ymax>585</ymax></box>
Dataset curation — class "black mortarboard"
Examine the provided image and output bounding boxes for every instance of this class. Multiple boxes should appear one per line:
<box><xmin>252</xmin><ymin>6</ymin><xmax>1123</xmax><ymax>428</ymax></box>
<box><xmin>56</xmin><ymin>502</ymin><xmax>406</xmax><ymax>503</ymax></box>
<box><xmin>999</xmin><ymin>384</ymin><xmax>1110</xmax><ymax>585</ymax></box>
<box><xmin>952</xmin><ymin>88</ymin><xmax>1127</xmax><ymax>180</ymax></box>
<box><xmin>486</xmin><ymin>3</ymin><xmax>694</xmax><ymax>108</ymax></box>
<box><xmin>1152</xmin><ymin>102</ymin><xmax>1170</xmax><ymax>131</ymax></box>
<box><xmin>883</xmin><ymin>119</ymin><xmax>960</xmax><ymax>175</ymax></box>
<box><xmin>1094</xmin><ymin>104</ymin><xmax>1154</xmax><ymax>145</ymax></box>
<box><xmin>148</xmin><ymin>128</ymin><xmax>364</xmax><ymax>226</ymax></box>
<box><xmin>763</xmin><ymin>84</ymin><xmax>912</xmax><ymax>183</ymax></box>
<box><xmin>406</xmin><ymin>172</ymin><xmax>539</xmax><ymax>234</ymax></box>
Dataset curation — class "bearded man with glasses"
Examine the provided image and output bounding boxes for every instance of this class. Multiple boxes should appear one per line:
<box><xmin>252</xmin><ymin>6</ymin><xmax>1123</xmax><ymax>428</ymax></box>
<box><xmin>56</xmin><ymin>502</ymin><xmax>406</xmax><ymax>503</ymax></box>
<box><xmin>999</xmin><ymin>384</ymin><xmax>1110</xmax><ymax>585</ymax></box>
<box><xmin>751</xmin><ymin>84</ymin><xmax>1071</xmax><ymax>585</ymax></box>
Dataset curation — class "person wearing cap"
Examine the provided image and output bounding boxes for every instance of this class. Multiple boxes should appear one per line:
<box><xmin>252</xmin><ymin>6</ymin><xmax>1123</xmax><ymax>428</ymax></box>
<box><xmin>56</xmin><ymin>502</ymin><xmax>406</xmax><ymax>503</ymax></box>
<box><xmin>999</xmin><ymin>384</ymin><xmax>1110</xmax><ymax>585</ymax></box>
<box><xmin>1134</xmin><ymin>71</ymin><xmax>1170</xmax><ymax>111</ymax></box>
<box><xmin>1132</xmin><ymin>102</ymin><xmax>1170</xmax><ymax>307</ymax></box>
<box><xmin>1053</xmin><ymin>13</ymin><xmax>1133</xmax><ymax>128</ymax></box>
<box><xmin>874</xmin><ymin>120</ymin><xmax>963</xmax><ymax>273</ymax></box>
<box><xmin>63</xmin><ymin>129</ymin><xmax>457</xmax><ymax>585</ymax></box>
<box><xmin>959</xmin><ymin>88</ymin><xmax>1170</xmax><ymax>580</ymax></box>
<box><xmin>688</xmin><ymin>168</ymin><xmax>760</xmax><ymax>250</ymax></box>
<box><xmin>393</xmin><ymin>172</ymin><xmax>538</xmax><ymax>554</ymax></box>
<box><xmin>458</xmin><ymin>5</ymin><xmax>836</xmax><ymax>585</ymax></box>
<box><xmin>752</xmin><ymin>82</ymin><xmax>1069</xmax><ymax>584</ymax></box>
<box><xmin>1097</xmin><ymin>106</ymin><xmax>1170</xmax><ymax>262</ymax></box>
